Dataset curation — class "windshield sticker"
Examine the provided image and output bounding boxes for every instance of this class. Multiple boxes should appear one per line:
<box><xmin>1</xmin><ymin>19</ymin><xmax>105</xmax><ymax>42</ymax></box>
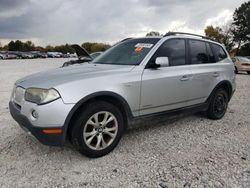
<box><xmin>135</xmin><ymin>43</ymin><xmax>153</xmax><ymax>48</ymax></box>
<box><xmin>134</xmin><ymin>47</ymin><xmax>143</xmax><ymax>53</ymax></box>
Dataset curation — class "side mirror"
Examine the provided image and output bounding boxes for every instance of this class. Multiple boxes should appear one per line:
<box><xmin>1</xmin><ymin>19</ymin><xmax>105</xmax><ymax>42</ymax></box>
<box><xmin>155</xmin><ymin>57</ymin><xmax>169</xmax><ymax>67</ymax></box>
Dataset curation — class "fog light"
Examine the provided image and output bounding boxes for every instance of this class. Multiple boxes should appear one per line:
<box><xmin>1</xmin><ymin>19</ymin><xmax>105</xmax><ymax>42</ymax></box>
<box><xmin>31</xmin><ymin>110</ymin><xmax>39</xmax><ymax>119</ymax></box>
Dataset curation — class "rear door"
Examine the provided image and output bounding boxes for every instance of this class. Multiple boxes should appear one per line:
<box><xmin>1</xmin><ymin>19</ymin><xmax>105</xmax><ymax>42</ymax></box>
<box><xmin>187</xmin><ymin>40</ymin><xmax>228</xmax><ymax>106</ymax></box>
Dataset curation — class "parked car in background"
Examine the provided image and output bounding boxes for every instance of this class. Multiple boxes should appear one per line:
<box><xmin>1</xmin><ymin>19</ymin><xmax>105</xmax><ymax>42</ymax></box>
<box><xmin>0</xmin><ymin>52</ymin><xmax>7</xmax><ymax>59</ymax></box>
<box><xmin>232</xmin><ymin>56</ymin><xmax>250</xmax><ymax>74</ymax></box>
<box><xmin>21</xmin><ymin>52</ymin><xmax>34</xmax><ymax>59</ymax></box>
<box><xmin>9</xmin><ymin>32</ymin><xmax>235</xmax><ymax>157</ymax></box>
<box><xmin>5</xmin><ymin>52</ymin><xmax>18</xmax><ymax>59</ymax></box>
<box><xmin>47</xmin><ymin>52</ymin><xmax>62</xmax><ymax>58</ymax></box>
<box><xmin>62</xmin><ymin>44</ymin><xmax>102</xmax><ymax>67</ymax></box>
<box><xmin>31</xmin><ymin>51</ymin><xmax>47</xmax><ymax>58</ymax></box>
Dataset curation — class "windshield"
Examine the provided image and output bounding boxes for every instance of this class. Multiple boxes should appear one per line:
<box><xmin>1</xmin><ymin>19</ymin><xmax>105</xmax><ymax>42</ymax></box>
<box><xmin>92</xmin><ymin>38</ymin><xmax>160</xmax><ymax>65</ymax></box>
<box><xmin>238</xmin><ymin>57</ymin><xmax>250</xmax><ymax>62</ymax></box>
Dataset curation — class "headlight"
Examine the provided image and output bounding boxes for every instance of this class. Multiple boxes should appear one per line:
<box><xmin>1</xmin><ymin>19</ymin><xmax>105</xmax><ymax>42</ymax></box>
<box><xmin>25</xmin><ymin>88</ymin><xmax>60</xmax><ymax>105</ymax></box>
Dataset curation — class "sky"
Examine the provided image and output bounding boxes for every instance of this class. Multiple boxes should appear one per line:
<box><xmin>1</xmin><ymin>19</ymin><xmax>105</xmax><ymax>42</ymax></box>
<box><xmin>0</xmin><ymin>0</ymin><xmax>246</xmax><ymax>46</ymax></box>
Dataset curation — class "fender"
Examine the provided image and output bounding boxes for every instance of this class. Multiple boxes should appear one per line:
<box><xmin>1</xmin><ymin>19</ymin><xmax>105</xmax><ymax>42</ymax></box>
<box><xmin>206</xmin><ymin>80</ymin><xmax>233</xmax><ymax>104</ymax></box>
<box><xmin>61</xmin><ymin>91</ymin><xmax>133</xmax><ymax>143</ymax></box>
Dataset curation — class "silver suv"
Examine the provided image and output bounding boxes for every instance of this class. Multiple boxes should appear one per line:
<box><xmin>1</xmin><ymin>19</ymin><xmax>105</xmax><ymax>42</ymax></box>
<box><xmin>9</xmin><ymin>32</ymin><xmax>236</xmax><ymax>157</ymax></box>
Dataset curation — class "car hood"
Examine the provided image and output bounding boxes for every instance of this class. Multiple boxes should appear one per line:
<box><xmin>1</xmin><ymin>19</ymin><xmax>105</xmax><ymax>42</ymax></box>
<box><xmin>71</xmin><ymin>44</ymin><xmax>91</xmax><ymax>59</ymax></box>
<box><xmin>16</xmin><ymin>63</ymin><xmax>135</xmax><ymax>89</ymax></box>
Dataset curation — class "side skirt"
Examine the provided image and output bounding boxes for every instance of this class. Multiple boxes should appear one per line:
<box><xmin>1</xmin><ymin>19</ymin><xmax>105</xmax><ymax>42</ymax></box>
<box><xmin>130</xmin><ymin>102</ymin><xmax>209</xmax><ymax>123</ymax></box>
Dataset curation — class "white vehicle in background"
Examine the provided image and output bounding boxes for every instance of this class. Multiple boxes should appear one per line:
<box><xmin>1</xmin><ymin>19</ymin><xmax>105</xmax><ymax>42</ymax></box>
<box><xmin>0</xmin><ymin>53</ymin><xmax>7</xmax><ymax>59</ymax></box>
<box><xmin>232</xmin><ymin>56</ymin><xmax>250</xmax><ymax>74</ymax></box>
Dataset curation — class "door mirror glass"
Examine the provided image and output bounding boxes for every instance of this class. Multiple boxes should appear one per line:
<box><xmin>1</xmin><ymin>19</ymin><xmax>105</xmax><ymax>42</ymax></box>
<box><xmin>155</xmin><ymin>57</ymin><xmax>169</xmax><ymax>67</ymax></box>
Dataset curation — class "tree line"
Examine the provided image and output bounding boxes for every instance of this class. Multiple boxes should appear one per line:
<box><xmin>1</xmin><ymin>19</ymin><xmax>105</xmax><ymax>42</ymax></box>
<box><xmin>0</xmin><ymin>40</ymin><xmax>111</xmax><ymax>54</ymax></box>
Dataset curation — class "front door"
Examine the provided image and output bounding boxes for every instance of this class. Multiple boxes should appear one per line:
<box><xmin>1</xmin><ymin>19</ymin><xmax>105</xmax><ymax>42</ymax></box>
<box><xmin>140</xmin><ymin>38</ymin><xmax>192</xmax><ymax>115</ymax></box>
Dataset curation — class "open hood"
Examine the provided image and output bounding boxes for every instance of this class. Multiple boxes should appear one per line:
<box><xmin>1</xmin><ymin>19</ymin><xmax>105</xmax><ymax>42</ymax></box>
<box><xmin>71</xmin><ymin>44</ymin><xmax>91</xmax><ymax>58</ymax></box>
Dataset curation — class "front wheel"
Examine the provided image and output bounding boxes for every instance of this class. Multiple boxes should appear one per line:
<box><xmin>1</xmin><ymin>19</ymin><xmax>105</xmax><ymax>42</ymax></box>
<box><xmin>206</xmin><ymin>88</ymin><xmax>229</xmax><ymax>120</ymax></box>
<box><xmin>70</xmin><ymin>101</ymin><xmax>124</xmax><ymax>158</ymax></box>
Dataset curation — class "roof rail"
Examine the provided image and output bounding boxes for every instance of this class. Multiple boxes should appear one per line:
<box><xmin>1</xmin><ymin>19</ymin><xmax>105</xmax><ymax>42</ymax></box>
<box><xmin>120</xmin><ymin>37</ymin><xmax>133</xmax><ymax>43</ymax></box>
<box><xmin>164</xmin><ymin>31</ymin><xmax>214</xmax><ymax>41</ymax></box>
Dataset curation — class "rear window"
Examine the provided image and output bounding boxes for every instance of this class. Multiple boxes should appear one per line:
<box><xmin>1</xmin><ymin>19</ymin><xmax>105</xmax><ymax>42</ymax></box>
<box><xmin>211</xmin><ymin>44</ymin><xmax>227</xmax><ymax>62</ymax></box>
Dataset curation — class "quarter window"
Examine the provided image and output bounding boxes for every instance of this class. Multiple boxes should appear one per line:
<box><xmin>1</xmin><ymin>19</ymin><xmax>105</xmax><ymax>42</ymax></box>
<box><xmin>152</xmin><ymin>39</ymin><xmax>186</xmax><ymax>66</ymax></box>
<box><xmin>211</xmin><ymin>44</ymin><xmax>227</xmax><ymax>61</ymax></box>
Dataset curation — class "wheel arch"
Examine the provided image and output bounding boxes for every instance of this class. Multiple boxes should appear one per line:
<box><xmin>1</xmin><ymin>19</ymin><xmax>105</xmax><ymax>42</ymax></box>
<box><xmin>62</xmin><ymin>91</ymin><xmax>133</xmax><ymax>142</ymax></box>
<box><xmin>206</xmin><ymin>80</ymin><xmax>233</xmax><ymax>104</ymax></box>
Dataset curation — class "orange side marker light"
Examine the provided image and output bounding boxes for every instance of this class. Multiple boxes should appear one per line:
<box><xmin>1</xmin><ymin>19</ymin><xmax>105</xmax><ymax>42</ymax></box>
<box><xmin>42</xmin><ymin>129</ymin><xmax>63</xmax><ymax>134</ymax></box>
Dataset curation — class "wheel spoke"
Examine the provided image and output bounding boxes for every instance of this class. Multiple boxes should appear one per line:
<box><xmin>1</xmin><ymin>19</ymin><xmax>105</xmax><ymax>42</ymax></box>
<box><xmin>84</xmin><ymin>130</ymin><xmax>96</xmax><ymax>138</ymax></box>
<box><xmin>86</xmin><ymin>134</ymin><xmax>96</xmax><ymax>145</ymax></box>
<box><xmin>101</xmin><ymin>112</ymin><xmax>109</xmax><ymax>125</ymax></box>
<box><xmin>105</xmin><ymin>116</ymin><xmax>114</xmax><ymax>125</ymax></box>
<box><xmin>95</xmin><ymin>134</ymin><xmax>102</xmax><ymax>149</ymax></box>
<box><xmin>87</xmin><ymin>119</ymin><xmax>98</xmax><ymax>127</ymax></box>
<box><xmin>105</xmin><ymin>126</ymin><xmax>117</xmax><ymax>132</ymax></box>
<box><xmin>94</xmin><ymin>113</ymin><xmax>99</xmax><ymax>124</ymax></box>
<box><xmin>101</xmin><ymin>135</ymin><xmax>107</xmax><ymax>148</ymax></box>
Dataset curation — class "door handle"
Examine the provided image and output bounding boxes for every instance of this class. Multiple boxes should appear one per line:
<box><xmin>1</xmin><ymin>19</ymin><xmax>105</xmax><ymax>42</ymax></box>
<box><xmin>213</xmin><ymin>72</ymin><xmax>219</xmax><ymax>77</ymax></box>
<box><xmin>180</xmin><ymin>75</ymin><xmax>190</xmax><ymax>81</ymax></box>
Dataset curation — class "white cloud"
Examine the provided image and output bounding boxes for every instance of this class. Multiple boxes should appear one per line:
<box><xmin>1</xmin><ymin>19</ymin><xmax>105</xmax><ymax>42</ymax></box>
<box><xmin>205</xmin><ymin>9</ymin><xmax>233</xmax><ymax>27</ymax></box>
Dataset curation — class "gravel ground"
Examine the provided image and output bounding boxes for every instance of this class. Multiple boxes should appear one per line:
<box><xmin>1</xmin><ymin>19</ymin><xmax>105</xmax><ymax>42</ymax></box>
<box><xmin>0</xmin><ymin>59</ymin><xmax>249</xmax><ymax>188</ymax></box>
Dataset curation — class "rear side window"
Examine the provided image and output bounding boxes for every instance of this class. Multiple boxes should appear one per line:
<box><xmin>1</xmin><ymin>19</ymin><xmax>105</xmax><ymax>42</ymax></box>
<box><xmin>152</xmin><ymin>39</ymin><xmax>186</xmax><ymax>66</ymax></box>
<box><xmin>189</xmin><ymin>40</ymin><xmax>209</xmax><ymax>64</ymax></box>
<box><xmin>211</xmin><ymin>44</ymin><xmax>227</xmax><ymax>62</ymax></box>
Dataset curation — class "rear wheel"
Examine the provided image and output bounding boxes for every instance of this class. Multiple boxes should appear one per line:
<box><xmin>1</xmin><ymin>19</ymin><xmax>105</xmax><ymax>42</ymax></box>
<box><xmin>247</xmin><ymin>71</ymin><xmax>250</xmax><ymax>75</ymax></box>
<box><xmin>206</xmin><ymin>88</ymin><xmax>229</xmax><ymax>120</ymax></box>
<box><xmin>70</xmin><ymin>101</ymin><xmax>124</xmax><ymax>158</ymax></box>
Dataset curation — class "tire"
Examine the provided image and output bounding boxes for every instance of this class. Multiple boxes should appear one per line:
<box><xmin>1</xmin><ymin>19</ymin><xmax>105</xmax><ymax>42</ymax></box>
<box><xmin>206</xmin><ymin>88</ymin><xmax>229</xmax><ymax>120</ymax></box>
<box><xmin>70</xmin><ymin>101</ymin><xmax>124</xmax><ymax>158</ymax></box>
<box><xmin>234</xmin><ymin>67</ymin><xmax>238</xmax><ymax>74</ymax></box>
<box><xmin>247</xmin><ymin>71</ymin><xmax>250</xmax><ymax>75</ymax></box>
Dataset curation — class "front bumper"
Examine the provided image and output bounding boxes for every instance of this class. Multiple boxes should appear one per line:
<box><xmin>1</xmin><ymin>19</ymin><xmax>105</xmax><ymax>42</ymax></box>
<box><xmin>9</xmin><ymin>101</ymin><xmax>64</xmax><ymax>146</ymax></box>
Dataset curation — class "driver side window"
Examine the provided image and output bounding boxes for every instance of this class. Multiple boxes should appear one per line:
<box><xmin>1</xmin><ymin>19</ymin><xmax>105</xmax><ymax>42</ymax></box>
<box><xmin>152</xmin><ymin>39</ymin><xmax>186</xmax><ymax>66</ymax></box>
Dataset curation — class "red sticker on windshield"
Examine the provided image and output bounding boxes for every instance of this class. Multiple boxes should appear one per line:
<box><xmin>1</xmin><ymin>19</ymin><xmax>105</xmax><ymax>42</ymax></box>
<box><xmin>135</xmin><ymin>47</ymin><xmax>143</xmax><ymax>52</ymax></box>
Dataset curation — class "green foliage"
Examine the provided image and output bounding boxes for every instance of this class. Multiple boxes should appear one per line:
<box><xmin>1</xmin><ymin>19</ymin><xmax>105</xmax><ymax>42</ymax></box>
<box><xmin>205</xmin><ymin>25</ymin><xmax>234</xmax><ymax>51</ymax></box>
<box><xmin>146</xmin><ymin>31</ymin><xmax>161</xmax><ymax>36</ymax></box>
<box><xmin>238</xmin><ymin>43</ymin><xmax>250</xmax><ymax>56</ymax></box>
<box><xmin>232</xmin><ymin>1</ymin><xmax>250</xmax><ymax>43</ymax></box>
<box><xmin>82</xmin><ymin>42</ymin><xmax>111</xmax><ymax>53</ymax></box>
<box><xmin>7</xmin><ymin>40</ymin><xmax>35</xmax><ymax>51</ymax></box>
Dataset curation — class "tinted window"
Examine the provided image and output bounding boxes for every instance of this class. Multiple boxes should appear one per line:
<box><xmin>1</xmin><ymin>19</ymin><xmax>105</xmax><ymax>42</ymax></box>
<box><xmin>189</xmin><ymin>40</ymin><xmax>208</xmax><ymax>64</ymax></box>
<box><xmin>92</xmin><ymin>38</ymin><xmax>160</xmax><ymax>65</ymax></box>
<box><xmin>206</xmin><ymin>43</ymin><xmax>216</xmax><ymax>63</ymax></box>
<box><xmin>152</xmin><ymin>39</ymin><xmax>186</xmax><ymax>66</ymax></box>
<box><xmin>211</xmin><ymin>44</ymin><xmax>227</xmax><ymax>61</ymax></box>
